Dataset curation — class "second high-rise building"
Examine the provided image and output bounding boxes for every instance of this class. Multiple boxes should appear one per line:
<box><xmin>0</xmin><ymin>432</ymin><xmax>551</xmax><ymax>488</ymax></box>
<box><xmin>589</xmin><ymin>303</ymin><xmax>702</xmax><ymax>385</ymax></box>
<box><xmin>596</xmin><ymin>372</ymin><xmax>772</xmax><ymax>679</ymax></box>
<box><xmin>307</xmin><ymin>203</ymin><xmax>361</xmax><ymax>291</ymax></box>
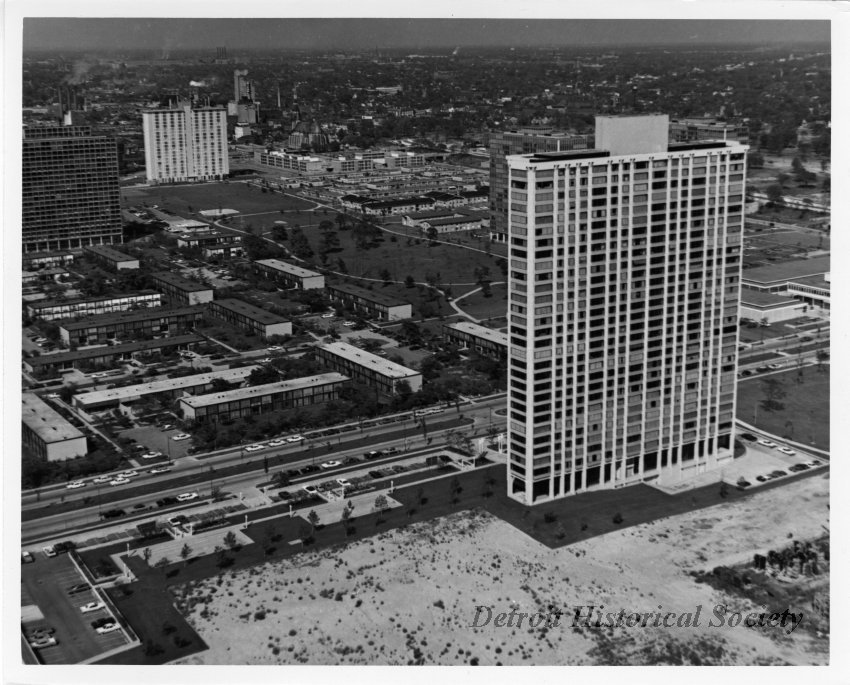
<box><xmin>142</xmin><ymin>102</ymin><xmax>229</xmax><ymax>184</ymax></box>
<box><xmin>506</xmin><ymin>115</ymin><xmax>747</xmax><ymax>504</ymax></box>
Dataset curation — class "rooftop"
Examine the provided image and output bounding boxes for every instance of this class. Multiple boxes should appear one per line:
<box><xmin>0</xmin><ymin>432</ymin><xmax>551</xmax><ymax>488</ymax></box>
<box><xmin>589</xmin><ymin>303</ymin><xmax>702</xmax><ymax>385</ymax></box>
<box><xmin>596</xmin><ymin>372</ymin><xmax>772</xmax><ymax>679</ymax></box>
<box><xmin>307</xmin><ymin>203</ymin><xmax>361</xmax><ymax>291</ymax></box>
<box><xmin>60</xmin><ymin>305</ymin><xmax>206</xmax><ymax>331</ymax></box>
<box><xmin>327</xmin><ymin>281</ymin><xmax>410</xmax><ymax>309</ymax></box>
<box><xmin>426</xmin><ymin>215</ymin><xmax>482</xmax><ymax>227</ymax></box>
<box><xmin>742</xmin><ymin>256</ymin><xmax>831</xmax><ymax>285</ymax></box>
<box><xmin>740</xmin><ymin>290</ymin><xmax>800</xmax><ymax>308</ymax></box>
<box><xmin>787</xmin><ymin>273</ymin><xmax>831</xmax><ymax>290</ymax></box>
<box><xmin>21</xmin><ymin>393</ymin><xmax>85</xmax><ymax>443</ymax></box>
<box><xmin>26</xmin><ymin>333</ymin><xmax>204</xmax><ymax>368</ymax></box>
<box><xmin>444</xmin><ymin>321</ymin><xmax>509</xmax><ymax>346</ymax></box>
<box><xmin>84</xmin><ymin>245</ymin><xmax>138</xmax><ymax>263</ymax></box>
<box><xmin>254</xmin><ymin>258</ymin><xmax>323</xmax><ymax>279</ymax></box>
<box><xmin>75</xmin><ymin>366</ymin><xmax>260</xmax><ymax>406</ymax></box>
<box><xmin>152</xmin><ymin>271</ymin><xmax>215</xmax><ymax>293</ymax></box>
<box><xmin>179</xmin><ymin>372</ymin><xmax>349</xmax><ymax>408</ymax></box>
<box><xmin>318</xmin><ymin>341</ymin><xmax>420</xmax><ymax>379</ymax></box>
<box><xmin>210</xmin><ymin>298</ymin><xmax>290</xmax><ymax>324</ymax></box>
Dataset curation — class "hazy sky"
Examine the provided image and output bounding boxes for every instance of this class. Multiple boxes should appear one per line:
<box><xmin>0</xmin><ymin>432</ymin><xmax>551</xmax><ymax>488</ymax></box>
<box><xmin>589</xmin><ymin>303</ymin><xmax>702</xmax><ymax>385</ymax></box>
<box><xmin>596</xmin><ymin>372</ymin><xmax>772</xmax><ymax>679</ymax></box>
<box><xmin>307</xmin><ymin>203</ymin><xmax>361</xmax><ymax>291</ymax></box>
<box><xmin>22</xmin><ymin>18</ymin><xmax>830</xmax><ymax>52</ymax></box>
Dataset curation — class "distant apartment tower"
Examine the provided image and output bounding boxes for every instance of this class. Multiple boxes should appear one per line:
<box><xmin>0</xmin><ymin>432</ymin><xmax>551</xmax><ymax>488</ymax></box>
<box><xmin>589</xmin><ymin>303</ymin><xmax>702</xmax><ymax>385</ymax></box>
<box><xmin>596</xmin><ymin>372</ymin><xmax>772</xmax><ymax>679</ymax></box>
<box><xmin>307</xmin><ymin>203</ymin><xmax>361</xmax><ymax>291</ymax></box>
<box><xmin>22</xmin><ymin>126</ymin><xmax>122</xmax><ymax>252</ymax></box>
<box><xmin>142</xmin><ymin>102</ymin><xmax>229</xmax><ymax>184</ymax></box>
<box><xmin>506</xmin><ymin>114</ymin><xmax>747</xmax><ymax>504</ymax></box>
<box><xmin>234</xmin><ymin>69</ymin><xmax>253</xmax><ymax>102</ymax></box>
<box><xmin>489</xmin><ymin>128</ymin><xmax>592</xmax><ymax>243</ymax></box>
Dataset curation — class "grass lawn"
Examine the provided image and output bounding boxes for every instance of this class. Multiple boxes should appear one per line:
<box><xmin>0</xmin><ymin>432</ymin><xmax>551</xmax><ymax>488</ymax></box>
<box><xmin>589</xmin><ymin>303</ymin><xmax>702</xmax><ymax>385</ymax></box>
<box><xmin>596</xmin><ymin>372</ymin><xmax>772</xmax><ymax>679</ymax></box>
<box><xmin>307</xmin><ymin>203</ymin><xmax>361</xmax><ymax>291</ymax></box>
<box><xmin>736</xmin><ymin>367</ymin><xmax>829</xmax><ymax>450</ymax></box>
<box><xmin>454</xmin><ymin>283</ymin><xmax>508</xmax><ymax>321</ymax></box>
<box><xmin>746</xmin><ymin>229</ymin><xmax>829</xmax><ymax>252</ymax></box>
<box><xmin>122</xmin><ymin>183</ymin><xmax>315</xmax><ymax>216</ymax></box>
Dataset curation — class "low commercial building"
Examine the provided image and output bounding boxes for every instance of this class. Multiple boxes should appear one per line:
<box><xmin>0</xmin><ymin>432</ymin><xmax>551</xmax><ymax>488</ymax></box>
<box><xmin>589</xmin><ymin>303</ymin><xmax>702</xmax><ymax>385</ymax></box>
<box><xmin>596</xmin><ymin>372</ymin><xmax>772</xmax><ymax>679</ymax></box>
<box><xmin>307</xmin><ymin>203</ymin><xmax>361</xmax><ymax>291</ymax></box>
<box><xmin>22</xmin><ymin>393</ymin><xmax>87</xmax><ymax>461</ymax></box>
<box><xmin>176</xmin><ymin>228</ymin><xmax>243</xmax><ymax>260</ymax></box>
<box><xmin>23</xmin><ymin>333</ymin><xmax>203</xmax><ymax>376</ymax></box>
<box><xmin>420</xmin><ymin>214</ymin><xmax>483</xmax><ymax>234</ymax></box>
<box><xmin>207</xmin><ymin>298</ymin><xmax>292</xmax><ymax>339</ymax></box>
<box><xmin>315</xmin><ymin>341</ymin><xmax>422</xmax><ymax>395</ymax></box>
<box><xmin>151</xmin><ymin>271</ymin><xmax>215</xmax><ymax>305</ymax></box>
<box><xmin>59</xmin><ymin>305</ymin><xmax>207</xmax><ymax>346</ymax></box>
<box><xmin>443</xmin><ymin>321</ymin><xmax>508</xmax><ymax>358</ymax></box>
<box><xmin>742</xmin><ymin>256</ymin><xmax>830</xmax><ymax>314</ymax></box>
<box><xmin>83</xmin><ymin>244</ymin><xmax>140</xmax><ymax>271</ymax></box>
<box><xmin>26</xmin><ymin>291</ymin><xmax>162</xmax><ymax>321</ymax></box>
<box><xmin>326</xmin><ymin>282</ymin><xmax>412</xmax><ymax>321</ymax></box>
<box><xmin>253</xmin><ymin>258</ymin><xmax>325</xmax><ymax>290</ymax></box>
<box><xmin>740</xmin><ymin>290</ymin><xmax>808</xmax><ymax>324</ymax></box>
<box><xmin>73</xmin><ymin>365</ymin><xmax>260</xmax><ymax>412</ymax></box>
<box><xmin>179</xmin><ymin>372</ymin><xmax>349</xmax><ymax>422</ymax></box>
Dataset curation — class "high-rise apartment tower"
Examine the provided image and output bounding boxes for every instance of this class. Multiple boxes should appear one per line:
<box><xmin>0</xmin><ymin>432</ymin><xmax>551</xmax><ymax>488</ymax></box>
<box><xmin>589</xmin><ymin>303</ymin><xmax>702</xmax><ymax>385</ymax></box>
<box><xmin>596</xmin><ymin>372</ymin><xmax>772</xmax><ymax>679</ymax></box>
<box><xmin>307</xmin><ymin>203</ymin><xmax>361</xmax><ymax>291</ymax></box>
<box><xmin>22</xmin><ymin>126</ymin><xmax>122</xmax><ymax>252</ymax></box>
<box><xmin>506</xmin><ymin>115</ymin><xmax>747</xmax><ymax>504</ymax></box>
<box><xmin>142</xmin><ymin>103</ymin><xmax>229</xmax><ymax>184</ymax></box>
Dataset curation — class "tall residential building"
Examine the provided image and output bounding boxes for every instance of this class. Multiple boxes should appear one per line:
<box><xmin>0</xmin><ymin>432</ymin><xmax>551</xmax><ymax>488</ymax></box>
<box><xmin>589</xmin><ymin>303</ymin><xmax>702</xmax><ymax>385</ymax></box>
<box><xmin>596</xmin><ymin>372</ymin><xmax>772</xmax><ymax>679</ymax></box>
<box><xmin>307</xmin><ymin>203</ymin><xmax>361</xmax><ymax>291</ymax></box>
<box><xmin>142</xmin><ymin>103</ymin><xmax>229</xmax><ymax>184</ymax></box>
<box><xmin>506</xmin><ymin>114</ymin><xmax>747</xmax><ymax>504</ymax></box>
<box><xmin>489</xmin><ymin>128</ymin><xmax>592</xmax><ymax>243</ymax></box>
<box><xmin>22</xmin><ymin>126</ymin><xmax>122</xmax><ymax>252</ymax></box>
<box><xmin>234</xmin><ymin>69</ymin><xmax>253</xmax><ymax>102</ymax></box>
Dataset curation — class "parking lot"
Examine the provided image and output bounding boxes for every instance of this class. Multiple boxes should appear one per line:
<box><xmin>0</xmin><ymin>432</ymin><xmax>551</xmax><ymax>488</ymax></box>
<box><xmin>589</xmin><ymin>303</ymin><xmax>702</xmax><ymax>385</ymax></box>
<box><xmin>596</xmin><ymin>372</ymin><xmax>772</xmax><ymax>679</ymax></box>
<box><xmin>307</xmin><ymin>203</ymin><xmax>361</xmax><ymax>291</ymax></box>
<box><xmin>21</xmin><ymin>553</ymin><xmax>131</xmax><ymax>663</ymax></box>
<box><xmin>724</xmin><ymin>439</ymin><xmax>826</xmax><ymax>489</ymax></box>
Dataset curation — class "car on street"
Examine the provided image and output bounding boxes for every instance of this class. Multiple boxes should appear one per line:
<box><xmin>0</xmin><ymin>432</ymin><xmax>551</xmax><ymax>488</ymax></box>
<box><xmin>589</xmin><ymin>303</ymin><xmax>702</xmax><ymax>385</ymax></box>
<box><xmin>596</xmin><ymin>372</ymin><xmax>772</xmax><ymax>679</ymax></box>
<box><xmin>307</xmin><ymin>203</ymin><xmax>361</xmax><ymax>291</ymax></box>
<box><xmin>95</xmin><ymin>622</ymin><xmax>120</xmax><ymax>635</ymax></box>
<box><xmin>302</xmin><ymin>485</ymin><xmax>319</xmax><ymax>495</ymax></box>
<box><xmin>66</xmin><ymin>480</ymin><xmax>86</xmax><ymax>489</ymax></box>
<box><xmin>777</xmin><ymin>446</ymin><xmax>796</xmax><ymax>456</ymax></box>
<box><xmin>342</xmin><ymin>321</ymin><xmax>356</xmax><ymax>327</ymax></box>
<box><xmin>336</xmin><ymin>478</ymin><xmax>351</xmax><ymax>488</ymax></box>
<box><xmin>92</xmin><ymin>475</ymin><xmax>112</xmax><ymax>484</ymax></box>
<box><xmin>47</xmin><ymin>393</ymin><xmax>60</xmax><ymax>399</ymax></box>
<box><xmin>364</xmin><ymin>450</ymin><xmax>383</xmax><ymax>460</ymax></box>
<box><xmin>172</xmin><ymin>433</ymin><xmax>191</xmax><ymax>441</ymax></box>
<box><xmin>80</xmin><ymin>601</ymin><xmax>106</xmax><ymax>614</ymax></box>
<box><xmin>109</xmin><ymin>477</ymin><xmax>130</xmax><ymax>486</ymax></box>
<box><xmin>301</xmin><ymin>464</ymin><xmax>319</xmax><ymax>474</ymax></box>
<box><xmin>320</xmin><ymin>460</ymin><xmax>341</xmax><ymax>469</ymax></box>
<box><xmin>768</xmin><ymin>363</ymin><xmax>782</xmax><ymax>370</ymax></box>
<box><xmin>177</xmin><ymin>492</ymin><xmax>199</xmax><ymax>502</ymax></box>
<box><xmin>29</xmin><ymin>635</ymin><xmax>58</xmax><ymax>648</ymax></box>
<box><xmin>286</xmin><ymin>435</ymin><xmax>304</xmax><ymax>443</ymax></box>
<box><xmin>118</xmin><ymin>470</ymin><xmax>138</xmax><ymax>478</ymax></box>
<box><xmin>245</xmin><ymin>443</ymin><xmax>266</xmax><ymax>452</ymax></box>
<box><xmin>756</xmin><ymin>439</ymin><xmax>776</xmax><ymax>448</ymax></box>
<box><xmin>141</xmin><ymin>451</ymin><xmax>163</xmax><ymax>459</ymax></box>
<box><xmin>267</xmin><ymin>438</ymin><xmax>287</xmax><ymax>447</ymax></box>
<box><xmin>267</xmin><ymin>346</ymin><xmax>283</xmax><ymax>352</ymax></box>
<box><xmin>384</xmin><ymin>446</ymin><xmax>401</xmax><ymax>456</ymax></box>
<box><xmin>755</xmin><ymin>366</ymin><xmax>769</xmax><ymax>373</ymax></box>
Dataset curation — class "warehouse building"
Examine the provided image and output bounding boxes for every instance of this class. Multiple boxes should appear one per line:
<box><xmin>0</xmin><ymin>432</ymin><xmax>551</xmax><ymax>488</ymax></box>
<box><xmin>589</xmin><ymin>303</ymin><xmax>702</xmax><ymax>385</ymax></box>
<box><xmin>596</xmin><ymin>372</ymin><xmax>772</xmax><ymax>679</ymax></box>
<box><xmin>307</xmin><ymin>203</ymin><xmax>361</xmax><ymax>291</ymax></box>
<box><xmin>26</xmin><ymin>291</ymin><xmax>162</xmax><ymax>321</ymax></box>
<box><xmin>253</xmin><ymin>259</ymin><xmax>325</xmax><ymax>290</ymax></box>
<box><xmin>59</xmin><ymin>305</ymin><xmax>207</xmax><ymax>346</ymax></box>
<box><xmin>179</xmin><ymin>372</ymin><xmax>349</xmax><ymax>422</ymax></box>
<box><xmin>151</xmin><ymin>271</ymin><xmax>215</xmax><ymax>305</ymax></box>
<box><xmin>22</xmin><ymin>393</ymin><xmax>87</xmax><ymax>461</ymax></box>
<box><xmin>73</xmin><ymin>365</ymin><xmax>260</xmax><ymax>412</ymax></box>
<box><xmin>315</xmin><ymin>341</ymin><xmax>422</xmax><ymax>395</ymax></box>
<box><xmin>23</xmin><ymin>333</ymin><xmax>203</xmax><ymax>376</ymax></box>
<box><xmin>207</xmin><ymin>298</ymin><xmax>292</xmax><ymax>339</ymax></box>
<box><xmin>326</xmin><ymin>282</ymin><xmax>412</xmax><ymax>321</ymax></box>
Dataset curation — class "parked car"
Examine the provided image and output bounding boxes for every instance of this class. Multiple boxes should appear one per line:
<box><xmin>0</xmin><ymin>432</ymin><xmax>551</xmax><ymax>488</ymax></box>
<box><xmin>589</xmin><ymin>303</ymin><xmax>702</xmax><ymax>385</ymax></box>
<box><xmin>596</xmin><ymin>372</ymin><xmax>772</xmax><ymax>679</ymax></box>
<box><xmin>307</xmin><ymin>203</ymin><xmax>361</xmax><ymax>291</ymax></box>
<box><xmin>21</xmin><ymin>550</ymin><xmax>35</xmax><ymax>564</ymax></box>
<box><xmin>168</xmin><ymin>515</ymin><xmax>189</xmax><ymax>526</ymax></box>
<box><xmin>777</xmin><ymin>446</ymin><xmax>796</xmax><ymax>456</ymax></box>
<box><xmin>756</xmin><ymin>439</ymin><xmax>776</xmax><ymax>448</ymax></box>
<box><xmin>92</xmin><ymin>475</ymin><xmax>112</xmax><ymax>484</ymax></box>
<box><xmin>320</xmin><ymin>460</ymin><xmax>341</xmax><ymax>469</ymax></box>
<box><xmin>47</xmin><ymin>393</ymin><xmax>60</xmax><ymax>399</ymax></box>
<box><xmin>42</xmin><ymin>545</ymin><xmax>57</xmax><ymax>558</ymax></box>
<box><xmin>118</xmin><ymin>470</ymin><xmax>138</xmax><ymax>478</ymax></box>
<box><xmin>268</xmin><ymin>438</ymin><xmax>287</xmax><ymax>447</ymax></box>
<box><xmin>96</xmin><ymin>622</ymin><xmax>120</xmax><ymax>635</ymax></box>
<box><xmin>245</xmin><ymin>444</ymin><xmax>266</xmax><ymax>452</ymax></box>
<box><xmin>29</xmin><ymin>635</ymin><xmax>58</xmax><ymax>648</ymax></box>
<box><xmin>149</xmin><ymin>466</ymin><xmax>172</xmax><ymax>474</ymax></box>
<box><xmin>788</xmin><ymin>464</ymin><xmax>809</xmax><ymax>473</ymax></box>
<box><xmin>109</xmin><ymin>477</ymin><xmax>130</xmax><ymax>486</ymax></box>
<box><xmin>266</xmin><ymin>346</ymin><xmax>283</xmax><ymax>352</ymax></box>
<box><xmin>172</xmin><ymin>433</ymin><xmax>191</xmax><ymax>441</ymax></box>
<box><xmin>141</xmin><ymin>451</ymin><xmax>163</xmax><ymax>460</ymax></box>
<box><xmin>321</xmin><ymin>312</ymin><xmax>335</xmax><ymax>319</ymax></box>
<box><xmin>66</xmin><ymin>480</ymin><xmax>86</xmax><ymax>489</ymax></box>
<box><xmin>161</xmin><ymin>424</ymin><xmax>175</xmax><ymax>431</ymax></box>
<box><xmin>80</xmin><ymin>601</ymin><xmax>106</xmax><ymax>614</ymax></box>
<box><xmin>302</xmin><ymin>485</ymin><xmax>318</xmax><ymax>495</ymax></box>
<box><xmin>364</xmin><ymin>450</ymin><xmax>383</xmax><ymax>460</ymax></box>
<box><xmin>176</xmin><ymin>492</ymin><xmax>198</xmax><ymax>502</ymax></box>
<box><xmin>342</xmin><ymin>321</ymin><xmax>356</xmax><ymax>327</ymax></box>
<box><xmin>336</xmin><ymin>478</ymin><xmax>351</xmax><ymax>488</ymax></box>
<box><xmin>769</xmin><ymin>470</ymin><xmax>787</xmax><ymax>478</ymax></box>
<box><xmin>756</xmin><ymin>475</ymin><xmax>769</xmax><ymax>483</ymax></box>
<box><xmin>286</xmin><ymin>435</ymin><xmax>304</xmax><ymax>443</ymax></box>
<box><xmin>806</xmin><ymin>460</ymin><xmax>822</xmax><ymax>467</ymax></box>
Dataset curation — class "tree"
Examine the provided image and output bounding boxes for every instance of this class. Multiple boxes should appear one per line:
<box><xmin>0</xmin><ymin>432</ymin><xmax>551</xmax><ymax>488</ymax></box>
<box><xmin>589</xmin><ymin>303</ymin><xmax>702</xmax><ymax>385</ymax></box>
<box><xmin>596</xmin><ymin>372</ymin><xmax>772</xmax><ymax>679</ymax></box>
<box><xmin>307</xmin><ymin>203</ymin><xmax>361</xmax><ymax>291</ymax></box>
<box><xmin>449</xmin><ymin>476</ymin><xmax>462</xmax><ymax>504</ymax></box>
<box><xmin>179</xmin><ymin>542</ymin><xmax>192</xmax><ymax>566</ymax></box>
<box><xmin>816</xmin><ymin>349</ymin><xmax>829</xmax><ymax>372</ymax></box>
<box><xmin>426</xmin><ymin>226</ymin><xmax>438</xmax><ymax>243</ymax></box>
<box><xmin>379</xmin><ymin>268</ymin><xmax>392</xmax><ymax>285</ymax></box>
<box><xmin>142</xmin><ymin>547</ymin><xmax>153</xmax><ymax>566</ymax></box>
<box><xmin>374</xmin><ymin>494</ymin><xmax>389</xmax><ymax>519</ymax></box>
<box><xmin>765</xmin><ymin>184</ymin><xmax>784</xmax><ymax>206</ymax></box>
<box><xmin>307</xmin><ymin>509</ymin><xmax>320</xmax><ymax>533</ymax></box>
<box><xmin>761</xmin><ymin>377</ymin><xmax>787</xmax><ymax>412</ymax></box>
<box><xmin>214</xmin><ymin>545</ymin><xmax>231</xmax><ymax>569</ymax></box>
<box><xmin>341</xmin><ymin>500</ymin><xmax>355</xmax><ymax>536</ymax></box>
<box><xmin>223</xmin><ymin>530</ymin><xmax>239</xmax><ymax>551</ymax></box>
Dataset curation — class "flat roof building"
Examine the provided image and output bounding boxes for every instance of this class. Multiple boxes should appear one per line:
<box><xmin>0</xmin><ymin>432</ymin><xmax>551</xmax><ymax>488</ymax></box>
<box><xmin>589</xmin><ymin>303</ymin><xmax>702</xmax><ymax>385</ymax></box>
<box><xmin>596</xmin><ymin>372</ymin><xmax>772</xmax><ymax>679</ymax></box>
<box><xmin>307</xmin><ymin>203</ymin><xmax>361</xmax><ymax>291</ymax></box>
<box><xmin>179</xmin><ymin>372</ymin><xmax>349</xmax><ymax>422</ymax></box>
<box><xmin>505</xmin><ymin>114</ymin><xmax>746</xmax><ymax>504</ymax></box>
<box><xmin>443</xmin><ymin>321</ymin><xmax>508</xmax><ymax>359</ymax></box>
<box><xmin>151</xmin><ymin>271</ymin><xmax>215</xmax><ymax>305</ymax></box>
<box><xmin>58</xmin><ymin>304</ymin><xmax>207</xmax><ymax>346</ymax></box>
<box><xmin>22</xmin><ymin>251</ymin><xmax>75</xmax><ymax>270</ymax></box>
<box><xmin>326</xmin><ymin>282</ymin><xmax>412</xmax><ymax>321</ymax></box>
<box><xmin>22</xmin><ymin>393</ymin><xmax>87</xmax><ymax>461</ymax></box>
<box><xmin>26</xmin><ymin>291</ymin><xmax>162</xmax><ymax>321</ymax></box>
<box><xmin>73</xmin><ymin>365</ymin><xmax>260</xmax><ymax>412</ymax></box>
<box><xmin>315</xmin><ymin>341</ymin><xmax>422</xmax><ymax>395</ymax></box>
<box><xmin>253</xmin><ymin>259</ymin><xmax>325</xmax><ymax>290</ymax></box>
<box><xmin>207</xmin><ymin>298</ymin><xmax>292</xmax><ymax>339</ymax></box>
<box><xmin>24</xmin><ymin>333</ymin><xmax>203</xmax><ymax>377</ymax></box>
<box><xmin>83</xmin><ymin>244</ymin><xmax>140</xmax><ymax>271</ymax></box>
<box><xmin>740</xmin><ymin>290</ymin><xmax>808</xmax><ymax>324</ymax></box>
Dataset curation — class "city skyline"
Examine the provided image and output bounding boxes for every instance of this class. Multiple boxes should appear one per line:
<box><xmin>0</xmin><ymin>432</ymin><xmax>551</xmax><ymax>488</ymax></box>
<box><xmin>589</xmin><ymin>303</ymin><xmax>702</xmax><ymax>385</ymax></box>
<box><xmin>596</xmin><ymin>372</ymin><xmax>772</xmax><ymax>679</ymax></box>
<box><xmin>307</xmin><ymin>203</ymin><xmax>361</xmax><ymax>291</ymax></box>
<box><xmin>22</xmin><ymin>17</ymin><xmax>831</xmax><ymax>52</ymax></box>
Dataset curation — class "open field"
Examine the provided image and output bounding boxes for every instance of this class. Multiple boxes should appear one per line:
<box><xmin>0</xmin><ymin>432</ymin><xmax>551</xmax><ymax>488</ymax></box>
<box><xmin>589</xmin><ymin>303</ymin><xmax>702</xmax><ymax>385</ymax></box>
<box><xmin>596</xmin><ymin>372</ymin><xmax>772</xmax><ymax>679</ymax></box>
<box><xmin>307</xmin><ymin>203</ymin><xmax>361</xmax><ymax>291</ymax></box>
<box><xmin>453</xmin><ymin>283</ymin><xmax>508</xmax><ymax>322</ymax></box>
<box><xmin>175</xmin><ymin>471</ymin><xmax>829</xmax><ymax>665</ymax></box>
<box><xmin>746</xmin><ymin>229</ymin><xmax>829</xmax><ymax>252</ymax></box>
<box><xmin>736</xmin><ymin>367</ymin><xmax>829</xmax><ymax>450</ymax></box>
<box><xmin>122</xmin><ymin>182</ymin><xmax>315</xmax><ymax>216</ymax></box>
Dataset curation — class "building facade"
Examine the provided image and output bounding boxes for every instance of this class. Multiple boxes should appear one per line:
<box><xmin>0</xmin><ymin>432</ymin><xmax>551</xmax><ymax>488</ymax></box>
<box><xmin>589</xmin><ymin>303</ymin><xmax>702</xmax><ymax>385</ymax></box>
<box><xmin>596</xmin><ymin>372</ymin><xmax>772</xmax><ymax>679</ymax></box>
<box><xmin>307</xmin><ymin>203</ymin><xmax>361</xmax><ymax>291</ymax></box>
<box><xmin>151</xmin><ymin>271</ymin><xmax>215</xmax><ymax>305</ymax></box>
<box><xmin>22</xmin><ymin>393</ymin><xmax>88</xmax><ymax>461</ymax></box>
<box><xmin>22</xmin><ymin>126</ymin><xmax>122</xmax><ymax>252</ymax></box>
<box><xmin>326</xmin><ymin>282</ymin><xmax>412</xmax><ymax>321</ymax></box>
<box><xmin>253</xmin><ymin>259</ymin><xmax>325</xmax><ymax>290</ymax></box>
<box><xmin>315</xmin><ymin>341</ymin><xmax>423</xmax><ymax>395</ymax></box>
<box><xmin>179</xmin><ymin>373</ymin><xmax>349</xmax><ymax>422</ymax></box>
<box><xmin>207</xmin><ymin>298</ymin><xmax>293</xmax><ymax>339</ymax></box>
<box><xmin>26</xmin><ymin>291</ymin><xmax>162</xmax><ymax>321</ymax></box>
<box><xmin>505</xmin><ymin>115</ymin><xmax>746</xmax><ymax>504</ymax></box>
<box><xmin>443</xmin><ymin>321</ymin><xmax>508</xmax><ymax>359</ymax></box>
<box><xmin>142</xmin><ymin>103</ymin><xmax>229</xmax><ymax>184</ymax></box>
<box><xmin>58</xmin><ymin>305</ymin><xmax>207</xmax><ymax>346</ymax></box>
